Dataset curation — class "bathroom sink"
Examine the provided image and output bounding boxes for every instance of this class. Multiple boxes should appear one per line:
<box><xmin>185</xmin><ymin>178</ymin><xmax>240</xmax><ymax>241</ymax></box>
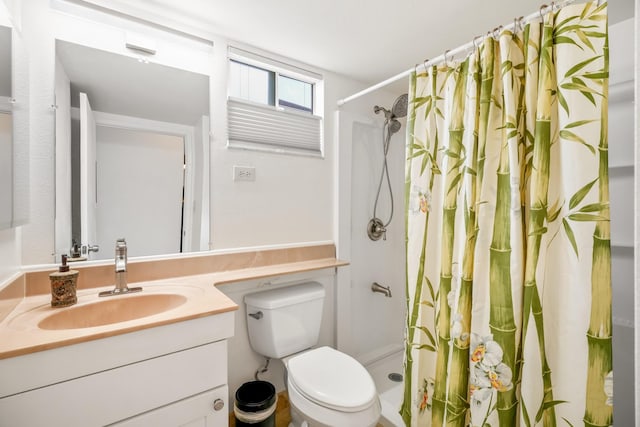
<box><xmin>38</xmin><ymin>293</ymin><xmax>188</xmax><ymax>330</ymax></box>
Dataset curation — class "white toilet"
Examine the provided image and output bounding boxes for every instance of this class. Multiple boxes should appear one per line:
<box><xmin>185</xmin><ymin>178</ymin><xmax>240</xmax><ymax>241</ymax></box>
<box><xmin>244</xmin><ymin>282</ymin><xmax>381</xmax><ymax>427</ymax></box>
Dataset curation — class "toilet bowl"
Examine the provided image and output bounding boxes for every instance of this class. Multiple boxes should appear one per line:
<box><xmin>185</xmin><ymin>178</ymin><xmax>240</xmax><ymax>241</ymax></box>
<box><xmin>244</xmin><ymin>282</ymin><xmax>381</xmax><ymax>427</ymax></box>
<box><xmin>284</xmin><ymin>346</ymin><xmax>381</xmax><ymax>427</ymax></box>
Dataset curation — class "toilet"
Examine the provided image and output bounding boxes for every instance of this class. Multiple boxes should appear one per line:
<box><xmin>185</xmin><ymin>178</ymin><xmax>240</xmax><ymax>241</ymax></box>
<box><xmin>244</xmin><ymin>282</ymin><xmax>381</xmax><ymax>427</ymax></box>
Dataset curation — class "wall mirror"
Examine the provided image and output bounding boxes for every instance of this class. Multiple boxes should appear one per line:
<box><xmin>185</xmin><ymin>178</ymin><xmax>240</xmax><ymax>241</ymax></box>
<box><xmin>54</xmin><ymin>39</ymin><xmax>210</xmax><ymax>261</ymax></box>
<box><xmin>0</xmin><ymin>17</ymin><xmax>29</xmax><ymax>231</ymax></box>
<box><xmin>0</xmin><ymin>25</ymin><xmax>12</xmax><ymax>229</ymax></box>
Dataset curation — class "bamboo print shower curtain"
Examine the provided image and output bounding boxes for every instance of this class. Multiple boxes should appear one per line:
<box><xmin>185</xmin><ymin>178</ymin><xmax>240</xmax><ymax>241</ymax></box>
<box><xmin>402</xmin><ymin>2</ymin><xmax>611</xmax><ymax>426</ymax></box>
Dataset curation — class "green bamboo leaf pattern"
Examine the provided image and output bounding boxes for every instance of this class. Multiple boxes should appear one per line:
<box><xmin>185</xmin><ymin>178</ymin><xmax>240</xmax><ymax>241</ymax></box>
<box><xmin>558</xmin><ymin>89</ymin><xmax>570</xmax><ymax>115</ymax></box>
<box><xmin>559</xmin><ymin>130</ymin><xmax>596</xmax><ymax>154</ymax></box>
<box><xmin>564</xmin><ymin>118</ymin><xmax>597</xmax><ymax>128</ymax></box>
<box><xmin>486</xmin><ymin>30</ymin><xmax>522</xmax><ymax>426</ymax></box>
<box><xmin>564</xmin><ymin>56</ymin><xmax>601</xmax><ymax>78</ymax></box>
<box><xmin>444</xmin><ymin>50</ymin><xmax>483</xmax><ymax>427</ymax></box>
<box><xmin>402</xmin><ymin>2</ymin><xmax>610</xmax><ymax>425</ymax></box>
<box><xmin>416</xmin><ymin>344</ymin><xmax>437</xmax><ymax>352</ymax></box>
<box><xmin>548</xmin><ymin>199</ymin><xmax>563</xmax><ymax>222</ymax></box>
<box><xmin>402</xmin><ymin>70</ymin><xmax>419</xmax><ymax>426</ymax></box>
<box><xmin>578</xmin><ymin>202</ymin><xmax>608</xmax><ymax>213</ymax></box>
<box><xmin>583</xmin><ymin>9</ymin><xmax>612</xmax><ymax>424</ymax></box>
<box><xmin>567</xmin><ymin>213</ymin><xmax>608</xmax><ymax>222</ymax></box>
<box><xmin>521</xmin><ymin>12</ymin><xmax>559</xmax><ymax>425</ymax></box>
<box><xmin>569</xmin><ymin>178</ymin><xmax>598</xmax><ymax>209</ymax></box>
<box><xmin>414</xmin><ymin>325</ymin><xmax>437</xmax><ymax>347</ymax></box>
<box><xmin>431</xmin><ymin>58</ymin><xmax>469</xmax><ymax>427</ymax></box>
<box><xmin>562</xmin><ymin>218</ymin><xmax>579</xmax><ymax>257</ymax></box>
<box><xmin>402</xmin><ymin>65</ymin><xmax>443</xmax><ymax>426</ymax></box>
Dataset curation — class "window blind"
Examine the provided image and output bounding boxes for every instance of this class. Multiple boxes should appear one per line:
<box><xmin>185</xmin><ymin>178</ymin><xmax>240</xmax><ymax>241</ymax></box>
<box><xmin>227</xmin><ymin>98</ymin><xmax>323</xmax><ymax>156</ymax></box>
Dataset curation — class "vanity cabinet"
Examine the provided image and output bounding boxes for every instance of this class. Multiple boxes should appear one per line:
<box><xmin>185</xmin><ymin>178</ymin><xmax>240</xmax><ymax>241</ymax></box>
<box><xmin>0</xmin><ymin>312</ymin><xmax>234</xmax><ymax>427</ymax></box>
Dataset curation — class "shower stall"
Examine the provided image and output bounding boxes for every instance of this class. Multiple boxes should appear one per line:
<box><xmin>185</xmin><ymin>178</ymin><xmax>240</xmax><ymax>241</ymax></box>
<box><xmin>335</xmin><ymin>101</ymin><xmax>408</xmax><ymax>426</ymax></box>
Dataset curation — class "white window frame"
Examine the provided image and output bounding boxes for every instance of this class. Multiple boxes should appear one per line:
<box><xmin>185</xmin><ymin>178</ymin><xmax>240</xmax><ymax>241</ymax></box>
<box><xmin>227</xmin><ymin>46</ymin><xmax>324</xmax><ymax>157</ymax></box>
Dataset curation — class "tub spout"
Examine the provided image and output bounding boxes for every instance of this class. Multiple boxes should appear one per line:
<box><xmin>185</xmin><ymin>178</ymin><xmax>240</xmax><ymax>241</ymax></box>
<box><xmin>372</xmin><ymin>282</ymin><xmax>392</xmax><ymax>297</ymax></box>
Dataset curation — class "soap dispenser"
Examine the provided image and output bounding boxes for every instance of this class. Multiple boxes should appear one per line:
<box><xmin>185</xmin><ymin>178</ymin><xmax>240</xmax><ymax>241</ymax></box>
<box><xmin>49</xmin><ymin>254</ymin><xmax>79</xmax><ymax>308</ymax></box>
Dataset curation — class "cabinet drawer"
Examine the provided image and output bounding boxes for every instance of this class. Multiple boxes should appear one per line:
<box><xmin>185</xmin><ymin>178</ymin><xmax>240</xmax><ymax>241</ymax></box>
<box><xmin>0</xmin><ymin>341</ymin><xmax>227</xmax><ymax>427</ymax></box>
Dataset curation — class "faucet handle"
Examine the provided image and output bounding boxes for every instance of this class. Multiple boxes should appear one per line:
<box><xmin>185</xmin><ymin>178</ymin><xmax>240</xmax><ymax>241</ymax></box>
<box><xmin>80</xmin><ymin>244</ymin><xmax>100</xmax><ymax>255</ymax></box>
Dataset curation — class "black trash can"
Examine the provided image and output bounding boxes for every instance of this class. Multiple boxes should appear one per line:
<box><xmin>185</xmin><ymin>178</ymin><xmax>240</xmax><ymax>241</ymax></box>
<box><xmin>234</xmin><ymin>380</ymin><xmax>277</xmax><ymax>427</ymax></box>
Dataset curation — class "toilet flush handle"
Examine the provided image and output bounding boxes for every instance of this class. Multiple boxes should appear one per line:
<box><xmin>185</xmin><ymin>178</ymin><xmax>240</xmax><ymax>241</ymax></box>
<box><xmin>248</xmin><ymin>311</ymin><xmax>263</xmax><ymax>320</ymax></box>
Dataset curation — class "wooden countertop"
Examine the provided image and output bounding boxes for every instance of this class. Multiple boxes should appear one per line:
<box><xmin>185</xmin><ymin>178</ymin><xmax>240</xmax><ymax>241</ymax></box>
<box><xmin>0</xmin><ymin>257</ymin><xmax>347</xmax><ymax>359</ymax></box>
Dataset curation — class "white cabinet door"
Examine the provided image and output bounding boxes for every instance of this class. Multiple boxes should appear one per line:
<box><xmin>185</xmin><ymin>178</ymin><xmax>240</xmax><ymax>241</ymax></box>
<box><xmin>109</xmin><ymin>386</ymin><xmax>228</xmax><ymax>427</ymax></box>
<box><xmin>0</xmin><ymin>341</ymin><xmax>227</xmax><ymax>426</ymax></box>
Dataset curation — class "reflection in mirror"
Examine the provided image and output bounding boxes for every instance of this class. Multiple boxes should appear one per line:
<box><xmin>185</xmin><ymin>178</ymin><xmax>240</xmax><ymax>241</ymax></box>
<box><xmin>54</xmin><ymin>40</ymin><xmax>210</xmax><ymax>261</ymax></box>
<box><xmin>0</xmin><ymin>25</ymin><xmax>12</xmax><ymax>229</ymax></box>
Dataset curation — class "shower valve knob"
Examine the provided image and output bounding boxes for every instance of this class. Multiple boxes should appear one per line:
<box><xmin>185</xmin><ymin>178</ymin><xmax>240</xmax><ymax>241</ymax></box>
<box><xmin>367</xmin><ymin>218</ymin><xmax>387</xmax><ymax>241</ymax></box>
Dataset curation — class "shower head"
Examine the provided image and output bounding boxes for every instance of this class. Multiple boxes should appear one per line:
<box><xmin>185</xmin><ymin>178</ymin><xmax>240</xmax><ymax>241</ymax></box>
<box><xmin>373</xmin><ymin>93</ymin><xmax>409</xmax><ymax>121</ymax></box>
<box><xmin>388</xmin><ymin>119</ymin><xmax>401</xmax><ymax>134</ymax></box>
<box><xmin>391</xmin><ymin>93</ymin><xmax>408</xmax><ymax>119</ymax></box>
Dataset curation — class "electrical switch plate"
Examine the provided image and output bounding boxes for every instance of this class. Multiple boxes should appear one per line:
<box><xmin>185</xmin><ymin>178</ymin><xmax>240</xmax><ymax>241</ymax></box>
<box><xmin>233</xmin><ymin>165</ymin><xmax>256</xmax><ymax>182</ymax></box>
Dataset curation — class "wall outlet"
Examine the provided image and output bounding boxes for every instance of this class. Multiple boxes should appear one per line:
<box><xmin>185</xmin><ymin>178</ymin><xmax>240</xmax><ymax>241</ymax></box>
<box><xmin>233</xmin><ymin>165</ymin><xmax>256</xmax><ymax>182</ymax></box>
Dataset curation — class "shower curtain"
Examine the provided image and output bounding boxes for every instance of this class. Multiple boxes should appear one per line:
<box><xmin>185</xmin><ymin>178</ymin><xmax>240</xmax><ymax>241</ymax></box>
<box><xmin>402</xmin><ymin>2</ymin><xmax>611</xmax><ymax>426</ymax></box>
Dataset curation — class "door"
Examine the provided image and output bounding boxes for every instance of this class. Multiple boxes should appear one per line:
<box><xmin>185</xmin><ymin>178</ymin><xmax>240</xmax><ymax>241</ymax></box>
<box><xmin>79</xmin><ymin>92</ymin><xmax>98</xmax><ymax>257</ymax></box>
<box><xmin>108</xmin><ymin>386</ymin><xmax>229</xmax><ymax>427</ymax></box>
<box><xmin>95</xmin><ymin>126</ymin><xmax>184</xmax><ymax>258</ymax></box>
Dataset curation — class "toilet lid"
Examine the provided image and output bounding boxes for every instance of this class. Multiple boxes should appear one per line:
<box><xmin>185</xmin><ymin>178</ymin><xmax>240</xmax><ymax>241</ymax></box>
<box><xmin>287</xmin><ymin>346</ymin><xmax>377</xmax><ymax>412</ymax></box>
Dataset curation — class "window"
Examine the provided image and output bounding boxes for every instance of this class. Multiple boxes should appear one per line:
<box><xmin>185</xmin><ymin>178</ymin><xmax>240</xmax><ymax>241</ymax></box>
<box><xmin>228</xmin><ymin>60</ymin><xmax>275</xmax><ymax>106</ymax></box>
<box><xmin>278</xmin><ymin>75</ymin><xmax>313</xmax><ymax>113</ymax></box>
<box><xmin>227</xmin><ymin>47</ymin><xmax>323</xmax><ymax>156</ymax></box>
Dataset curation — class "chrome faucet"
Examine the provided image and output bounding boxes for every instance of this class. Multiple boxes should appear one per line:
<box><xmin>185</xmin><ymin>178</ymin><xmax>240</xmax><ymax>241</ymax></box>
<box><xmin>371</xmin><ymin>282</ymin><xmax>392</xmax><ymax>297</ymax></box>
<box><xmin>99</xmin><ymin>238</ymin><xmax>142</xmax><ymax>297</ymax></box>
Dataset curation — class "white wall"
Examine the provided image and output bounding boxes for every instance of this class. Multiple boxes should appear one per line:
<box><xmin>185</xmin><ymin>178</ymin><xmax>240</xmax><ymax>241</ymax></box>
<box><xmin>209</xmin><ymin>39</ymin><xmax>334</xmax><ymax>250</ymax></box>
<box><xmin>0</xmin><ymin>227</ymin><xmax>20</xmax><ymax>284</ymax></box>
<box><xmin>19</xmin><ymin>0</ymin><xmax>55</xmax><ymax>264</ymax></box>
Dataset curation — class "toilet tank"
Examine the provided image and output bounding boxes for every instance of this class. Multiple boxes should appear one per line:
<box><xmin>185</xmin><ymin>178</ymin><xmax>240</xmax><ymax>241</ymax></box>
<box><xmin>244</xmin><ymin>282</ymin><xmax>325</xmax><ymax>359</ymax></box>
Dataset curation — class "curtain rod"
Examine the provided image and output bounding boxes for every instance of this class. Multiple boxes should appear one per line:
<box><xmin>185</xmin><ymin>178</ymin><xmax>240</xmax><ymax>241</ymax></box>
<box><xmin>337</xmin><ymin>0</ymin><xmax>586</xmax><ymax>106</ymax></box>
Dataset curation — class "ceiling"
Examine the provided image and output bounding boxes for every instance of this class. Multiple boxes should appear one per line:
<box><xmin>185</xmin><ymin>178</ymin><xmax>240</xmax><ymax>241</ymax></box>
<box><xmin>102</xmin><ymin>0</ymin><xmax>634</xmax><ymax>93</ymax></box>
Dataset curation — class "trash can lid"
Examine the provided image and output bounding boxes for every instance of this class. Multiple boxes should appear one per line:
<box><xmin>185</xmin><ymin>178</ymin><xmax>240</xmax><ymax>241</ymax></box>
<box><xmin>235</xmin><ymin>380</ymin><xmax>276</xmax><ymax>412</ymax></box>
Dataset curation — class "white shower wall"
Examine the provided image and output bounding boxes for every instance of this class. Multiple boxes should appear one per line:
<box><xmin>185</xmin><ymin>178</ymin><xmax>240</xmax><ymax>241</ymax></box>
<box><xmin>336</xmin><ymin>109</ymin><xmax>407</xmax><ymax>365</ymax></box>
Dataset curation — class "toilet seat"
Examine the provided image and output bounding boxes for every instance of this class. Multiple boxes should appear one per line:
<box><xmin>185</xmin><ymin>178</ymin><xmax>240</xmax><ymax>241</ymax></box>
<box><xmin>286</xmin><ymin>346</ymin><xmax>377</xmax><ymax>412</ymax></box>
